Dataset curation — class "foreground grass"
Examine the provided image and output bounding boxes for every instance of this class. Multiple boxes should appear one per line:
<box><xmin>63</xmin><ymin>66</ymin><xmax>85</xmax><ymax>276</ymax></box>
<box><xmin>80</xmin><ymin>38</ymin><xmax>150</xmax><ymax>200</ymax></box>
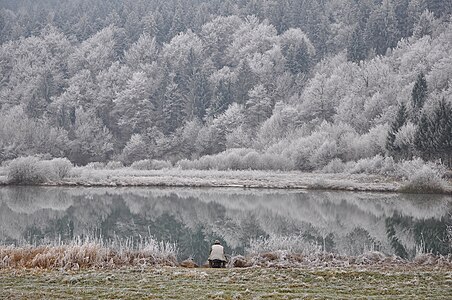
<box><xmin>1</xmin><ymin>267</ymin><xmax>451</xmax><ymax>299</ymax></box>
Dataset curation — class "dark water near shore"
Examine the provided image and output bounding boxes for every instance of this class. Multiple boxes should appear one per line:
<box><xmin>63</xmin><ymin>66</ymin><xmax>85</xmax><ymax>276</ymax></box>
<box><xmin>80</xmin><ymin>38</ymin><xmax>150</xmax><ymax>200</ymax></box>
<box><xmin>0</xmin><ymin>187</ymin><xmax>451</xmax><ymax>264</ymax></box>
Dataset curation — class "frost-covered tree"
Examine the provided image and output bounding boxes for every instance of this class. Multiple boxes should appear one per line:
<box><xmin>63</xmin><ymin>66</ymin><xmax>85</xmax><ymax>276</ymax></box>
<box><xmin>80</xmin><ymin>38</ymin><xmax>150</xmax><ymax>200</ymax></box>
<box><xmin>121</xmin><ymin>134</ymin><xmax>148</xmax><ymax>165</ymax></box>
<box><xmin>244</xmin><ymin>84</ymin><xmax>273</xmax><ymax>130</ymax></box>
<box><xmin>70</xmin><ymin>108</ymin><xmax>114</xmax><ymax>165</ymax></box>
<box><xmin>124</xmin><ymin>34</ymin><xmax>158</xmax><ymax>69</ymax></box>
<box><xmin>162</xmin><ymin>76</ymin><xmax>185</xmax><ymax>134</ymax></box>
<box><xmin>68</xmin><ymin>25</ymin><xmax>119</xmax><ymax>76</ymax></box>
<box><xmin>1</xmin><ymin>26</ymin><xmax>72</xmax><ymax>116</ymax></box>
<box><xmin>0</xmin><ymin>0</ymin><xmax>451</xmax><ymax>168</ymax></box>
<box><xmin>280</xmin><ymin>28</ymin><xmax>315</xmax><ymax>74</ymax></box>
<box><xmin>0</xmin><ymin>106</ymin><xmax>69</xmax><ymax>161</ymax></box>
<box><xmin>201</xmin><ymin>15</ymin><xmax>243</xmax><ymax>68</ymax></box>
<box><xmin>113</xmin><ymin>71</ymin><xmax>157</xmax><ymax>139</ymax></box>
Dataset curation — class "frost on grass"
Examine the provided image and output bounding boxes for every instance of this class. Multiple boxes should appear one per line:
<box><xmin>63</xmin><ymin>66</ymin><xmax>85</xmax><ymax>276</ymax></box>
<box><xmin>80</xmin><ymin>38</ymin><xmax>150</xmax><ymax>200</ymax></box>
<box><xmin>228</xmin><ymin>235</ymin><xmax>452</xmax><ymax>269</ymax></box>
<box><xmin>0</xmin><ymin>236</ymin><xmax>177</xmax><ymax>270</ymax></box>
<box><xmin>3</xmin><ymin>154</ymin><xmax>450</xmax><ymax>195</ymax></box>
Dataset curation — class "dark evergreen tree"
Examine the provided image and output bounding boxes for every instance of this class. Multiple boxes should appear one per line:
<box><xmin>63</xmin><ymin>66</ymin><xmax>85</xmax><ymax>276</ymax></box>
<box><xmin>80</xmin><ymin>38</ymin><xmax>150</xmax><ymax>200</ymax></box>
<box><xmin>347</xmin><ymin>22</ymin><xmax>368</xmax><ymax>63</ymax></box>
<box><xmin>411</xmin><ymin>72</ymin><xmax>427</xmax><ymax>121</ymax></box>
<box><xmin>234</xmin><ymin>61</ymin><xmax>256</xmax><ymax>105</ymax></box>
<box><xmin>430</xmin><ymin>98</ymin><xmax>452</xmax><ymax>166</ymax></box>
<box><xmin>300</xmin><ymin>0</ymin><xmax>330</xmax><ymax>59</ymax></box>
<box><xmin>386</xmin><ymin>102</ymin><xmax>408</xmax><ymax>156</ymax></box>
<box><xmin>365</xmin><ymin>0</ymin><xmax>400</xmax><ymax>56</ymax></box>
<box><xmin>393</xmin><ymin>0</ymin><xmax>411</xmax><ymax>37</ymax></box>
<box><xmin>413</xmin><ymin>98</ymin><xmax>451</xmax><ymax>166</ymax></box>
<box><xmin>168</xmin><ymin>1</ymin><xmax>186</xmax><ymax>38</ymax></box>
<box><xmin>414</xmin><ymin>112</ymin><xmax>433</xmax><ymax>160</ymax></box>
<box><xmin>285</xmin><ymin>40</ymin><xmax>311</xmax><ymax>74</ymax></box>
<box><xmin>426</xmin><ymin>0</ymin><xmax>452</xmax><ymax>17</ymax></box>
<box><xmin>192</xmin><ymin>72</ymin><xmax>211</xmax><ymax>122</ymax></box>
<box><xmin>162</xmin><ymin>77</ymin><xmax>185</xmax><ymax>134</ymax></box>
<box><xmin>209</xmin><ymin>80</ymin><xmax>233</xmax><ymax>118</ymax></box>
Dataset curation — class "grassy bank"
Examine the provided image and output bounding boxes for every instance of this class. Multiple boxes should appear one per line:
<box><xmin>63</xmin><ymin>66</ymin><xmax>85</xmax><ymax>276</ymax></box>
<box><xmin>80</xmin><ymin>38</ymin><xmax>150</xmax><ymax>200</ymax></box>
<box><xmin>2</xmin><ymin>166</ymin><xmax>451</xmax><ymax>194</ymax></box>
<box><xmin>1</xmin><ymin>155</ymin><xmax>451</xmax><ymax>194</ymax></box>
<box><xmin>1</xmin><ymin>267</ymin><xmax>452</xmax><ymax>299</ymax></box>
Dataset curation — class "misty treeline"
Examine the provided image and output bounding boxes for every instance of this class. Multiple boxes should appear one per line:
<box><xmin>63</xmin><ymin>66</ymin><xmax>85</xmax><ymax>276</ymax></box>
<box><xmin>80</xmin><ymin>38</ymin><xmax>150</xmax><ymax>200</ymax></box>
<box><xmin>0</xmin><ymin>0</ymin><xmax>451</xmax><ymax>170</ymax></box>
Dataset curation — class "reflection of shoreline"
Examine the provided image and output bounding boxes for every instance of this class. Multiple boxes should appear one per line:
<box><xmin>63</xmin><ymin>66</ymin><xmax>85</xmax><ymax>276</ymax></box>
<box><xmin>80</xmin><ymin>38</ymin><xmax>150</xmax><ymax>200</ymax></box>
<box><xmin>0</xmin><ymin>187</ymin><xmax>451</xmax><ymax>261</ymax></box>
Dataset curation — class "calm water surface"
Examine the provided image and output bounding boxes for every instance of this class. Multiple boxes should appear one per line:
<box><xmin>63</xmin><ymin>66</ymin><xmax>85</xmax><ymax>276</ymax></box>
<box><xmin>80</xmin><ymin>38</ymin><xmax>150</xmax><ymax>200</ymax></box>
<box><xmin>0</xmin><ymin>187</ymin><xmax>451</xmax><ymax>264</ymax></box>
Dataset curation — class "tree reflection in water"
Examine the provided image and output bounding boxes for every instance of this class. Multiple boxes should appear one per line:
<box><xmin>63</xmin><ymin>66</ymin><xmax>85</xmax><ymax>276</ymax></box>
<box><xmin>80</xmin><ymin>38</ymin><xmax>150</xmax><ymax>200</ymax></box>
<box><xmin>0</xmin><ymin>187</ymin><xmax>451</xmax><ymax>264</ymax></box>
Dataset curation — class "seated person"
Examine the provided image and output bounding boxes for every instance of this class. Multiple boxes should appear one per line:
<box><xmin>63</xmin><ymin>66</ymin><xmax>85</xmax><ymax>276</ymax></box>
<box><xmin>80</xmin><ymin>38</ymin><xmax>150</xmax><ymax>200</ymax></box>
<box><xmin>208</xmin><ymin>240</ymin><xmax>227</xmax><ymax>268</ymax></box>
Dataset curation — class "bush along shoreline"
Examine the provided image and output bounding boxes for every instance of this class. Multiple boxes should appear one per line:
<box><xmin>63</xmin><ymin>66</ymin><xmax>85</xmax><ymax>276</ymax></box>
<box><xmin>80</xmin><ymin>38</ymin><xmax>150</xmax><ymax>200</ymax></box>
<box><xmin>0</xmin><ymin>155</ymin><xmax>451</xmax><ymax>194</ymax></box>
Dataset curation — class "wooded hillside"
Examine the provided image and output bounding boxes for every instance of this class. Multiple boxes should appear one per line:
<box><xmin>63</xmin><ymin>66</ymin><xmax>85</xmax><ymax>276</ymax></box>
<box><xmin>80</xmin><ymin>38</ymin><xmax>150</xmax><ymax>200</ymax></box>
<box><xmin>0</xmin><ymin>0</ymin><xmax>451</xmax><ymax>169</ymax></box>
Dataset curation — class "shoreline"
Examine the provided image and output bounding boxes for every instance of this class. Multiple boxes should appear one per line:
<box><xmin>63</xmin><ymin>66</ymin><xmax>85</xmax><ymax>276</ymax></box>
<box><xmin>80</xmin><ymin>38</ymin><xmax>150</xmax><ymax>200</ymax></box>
<box><xmin>1</xmin><ymin>168</ymin><xmax>451</xmax><ymax>195</ymax></box>
<box><xmin>1</xmin><ymin>243</ymin><xmax>451</xmax><ymax>270</ymax></box>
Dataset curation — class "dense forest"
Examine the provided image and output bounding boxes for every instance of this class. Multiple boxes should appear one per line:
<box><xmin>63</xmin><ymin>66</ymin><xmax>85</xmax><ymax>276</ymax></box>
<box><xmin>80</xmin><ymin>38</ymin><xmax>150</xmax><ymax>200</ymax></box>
<box><xmin>0</xmin><ymin>0</ymin><xmax>451</xmax><ymax>170</ymax></box>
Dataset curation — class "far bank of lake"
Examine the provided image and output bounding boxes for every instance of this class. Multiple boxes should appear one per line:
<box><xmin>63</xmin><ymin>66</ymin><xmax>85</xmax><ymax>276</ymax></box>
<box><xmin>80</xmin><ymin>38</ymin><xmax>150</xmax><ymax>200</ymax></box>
<box><xmin>1</xmin><ymin>168</ymin><xmax>451</xmax><ymax>194</ymax></box>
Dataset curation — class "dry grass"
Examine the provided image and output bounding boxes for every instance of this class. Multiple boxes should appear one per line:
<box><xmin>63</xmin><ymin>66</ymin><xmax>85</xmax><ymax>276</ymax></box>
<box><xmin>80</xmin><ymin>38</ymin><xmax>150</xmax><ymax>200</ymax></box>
<box><xmin>3</xmin><ymin>242</ymin><xmax>451</xmax><ymax>271</ymax></box>
<box><xmin>230</xmin><ymin>251</ymin><xmax>452</xmax><ymax>269</ymax></box>
<box><xmin>1</xmin><ymin>164</ymin><xmax>451</xmax><ymax>194</ymax></box>
<box><xmin>0</xmin><ymin>238</ymin><xmax>177</xmax><ymax>270</ymax></box>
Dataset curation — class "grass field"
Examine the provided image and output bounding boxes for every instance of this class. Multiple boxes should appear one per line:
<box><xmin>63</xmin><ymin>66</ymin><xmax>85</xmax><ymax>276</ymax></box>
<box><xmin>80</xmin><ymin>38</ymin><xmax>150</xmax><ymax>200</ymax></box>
<box><xmin>1</xmin><ymin>267</ymin><xmax>451</xmax><ymax>299</ymax></box>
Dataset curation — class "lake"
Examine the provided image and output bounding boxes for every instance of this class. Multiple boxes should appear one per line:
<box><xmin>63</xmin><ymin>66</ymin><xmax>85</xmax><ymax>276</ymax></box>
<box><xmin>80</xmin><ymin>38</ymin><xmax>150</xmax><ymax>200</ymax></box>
<box><xmin>0</xmin><ymin>187</ymin><xmax>451</xmax><ymax>264</ymax></box>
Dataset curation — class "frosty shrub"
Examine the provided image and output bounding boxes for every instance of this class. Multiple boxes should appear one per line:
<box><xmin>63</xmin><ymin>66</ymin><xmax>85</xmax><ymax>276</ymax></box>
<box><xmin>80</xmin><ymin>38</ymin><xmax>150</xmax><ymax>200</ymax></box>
<box><xmin>399</xmin><ymin>165</ymin><xmax>447</xmax><ymax>194</ymax></box>
<box><xmin>177</xmin><ymin>148</ymin><xmax>293</xmax><ymax>171</ymax></box>
<box><xmin>291</xmin><ymin>147</ymin><xmax>314</xmax><ymax>171</ymax></box>
<box><xmin>85</xmin><ymin>162</ymin><xmax>106</xmax><ymax>169</ymax></box>
<box><xmin>393</xmin><ymin>157</ymin><xmax>442</xmax><ymax>179</ymax></box>
<box><xmin>379</xmin><ymin>156</ymin><xmax>397</xmax><ymax>175</ymax></box>
<box><xmin>309</xmin><ymin>140</ymin><xmax>339</xmax><ymax>169</ymax></box>
<box><xmin>345</xmin><ymin>155</ymin><xmax>396</xmax><ymax>175</ymax></box>
<box><xmin>246</xmin><ymin>235</ymin><xmax>320</xmax><ymax>255</ymax></box>
<box><xmin>150</xmin><ymin>160</ymin><xmax>172</xmax><ymax>170</ymax></box>
<box><xmin>130</xmin><ymin>159</ymin><xmax>153</xmax><ymax>170</ymax></box>
<box><xmin>175</xmin><ymin>159</ymin><xmax>192</xmax><ymax>170</ymax></box>
<box><xmin>7</xmin><ymin>156</ymin><xmax>48</xmax><ymax>184</ymax></box>
<box><xmin>7</xmin><ymin>157</ymin><xmax>74</xmax><ymax>183</ymax></box>
<box><xmin>48</xmin><ymin>158</ymin><xmax>73</xmax><ymax>179</ymax></box>
<box><xmin>321</xmin><ymin>158</ymin><xmax>346</xmax><ymax>173</ymax></box>
<box><xmin>349</xmin><ymin>155</ymin><xmax>386</xmax><ymax>174</ymax></box>
<box><xmin>220</xmin><ymin>151</ymin><xmax>242</xmax><ymax>170</ymax></box>
<box><xmin>106</xmin><ymin>161</ymin><xmax>124</xmax><ymax>170</ymax></box>
<box><xmin>259</xmin><ymin>153</ymin><xmax>293</xmax><ymax>171</ymax></box>
<box><xmin>130</xmin><ymin>159</ymin><xmax>172</xmax><ymax>170</ymax></box>
<box><xmin>242</xmin><ymin>151</ymin><xmax>260</xmax><ymax>169</ymax></box>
